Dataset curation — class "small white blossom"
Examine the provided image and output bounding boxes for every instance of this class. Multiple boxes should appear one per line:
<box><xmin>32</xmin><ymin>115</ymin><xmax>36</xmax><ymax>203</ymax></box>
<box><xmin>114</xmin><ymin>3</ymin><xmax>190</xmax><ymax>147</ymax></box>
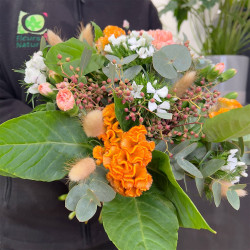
<box><xmin>25</xmin><ymin>51</ymin><xmax>46</xmax><ymax>71</ymax></box>
<box><xmin>147</xmin><ymin>82</ymin><xmax>168</xmax><ymax>102</ymax></box>
<box><xmin>131</xmin><ymin>81</ymin><xmax>143</xmax><ymax>99</ymax></box>
<box><xmin>148</xmin><ymin>101</ymin><xmax>170</xmax><ymax>113</ymax></box>
<box><xmin>104</xmin><ymin>44</ymin><xmax>113</xmax><ymax>53</ymax></box>
<box><xmin>27</xmin><ymin>84</ymin><xmax>39</xmax><ymax>94</ymax></box>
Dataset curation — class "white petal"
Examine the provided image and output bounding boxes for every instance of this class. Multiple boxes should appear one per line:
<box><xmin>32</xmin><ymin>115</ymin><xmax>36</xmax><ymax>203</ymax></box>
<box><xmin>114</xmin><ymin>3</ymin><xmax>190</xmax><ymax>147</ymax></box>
<box><xmin>148</xmin><ymin>102</ymin><xmax>157</xmax><ymax>112</ymax></box>
<box><xmin>237</xmin><ymin>162</ymin><xmax>246</xmax><ymax>166</ymax></box>
<box><xmin>158</xmin><ymin>101</ymin><xmax>170</xmax><ymax>110</ymax></box>
<box><xmin>157</xmin><ymin>108</ymin><xmax>167</xmax><ymax>113</ymax></box>
<box><xmin>153</xmin><ymin>93</ymin><xmax>162</xmax><ymax>102</ymax></box>
<box><xmin>104</xmin><ymin>44</ymin><xmax>113</xmax><ymax>53</ymax></box>
<box><xmin>156</xmin><ymin>86</ymin><xmax>169</xmax><ymax>98</ymax></box>
<box><xmin>241</xmin><ymin>172</ymin><xmax>248</xmax><ymax>177</ymax></box>
<box><xmin>28</xmin><ymin>84</ymin><xmax>39</xmax><ymax>94</ymax></box>
<box><xmin>147</xmin><ymin>82</ymin><xmax>155</xmax><ymax>94</ymax></box>
<box><xmin>228</xmin><ymin>155</ymin><xmax>237</xmax><ymax>163</ymax></box>
<box><xmin>230</xmin><ymin>149</ymin><xmax>238</xmax><ymax>155</ymax></box>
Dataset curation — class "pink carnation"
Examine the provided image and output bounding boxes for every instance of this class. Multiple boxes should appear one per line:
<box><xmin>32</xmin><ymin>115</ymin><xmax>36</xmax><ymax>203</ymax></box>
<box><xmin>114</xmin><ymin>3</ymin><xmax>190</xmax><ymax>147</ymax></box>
<box><xmin>147</xmin><ymin>29</ymin><xmax>174</xmax><ymax>50</ymax></box>
<box><xmin>214</xmin><ymin>63</ymin><xmax>225</xmax><ymax>74</ymax></box>
<box><xmin>56</xmin><ymin>81</ymin><xmax>69</xmax><ymax>90</ymax></box>
<box><xmin>56</xmin><ymin>88</ymin><xmax>75</xmax><ymax>111</ymax></box>
<box><xmin>38</xmin><ymin>82</ymin><xmax>54</xmax><ymax>96</ymax></box>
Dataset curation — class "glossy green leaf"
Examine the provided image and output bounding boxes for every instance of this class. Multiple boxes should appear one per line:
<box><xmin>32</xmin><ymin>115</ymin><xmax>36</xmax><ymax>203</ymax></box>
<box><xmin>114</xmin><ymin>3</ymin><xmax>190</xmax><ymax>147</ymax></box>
<box><xmin>45</xmin><ymin>38</ymin><xmax>105</xmax><ymax>76</ymax></box>
<box><xmin>153</xmin><ymin>44</ymin><xmax>192</xmax><ymax>79</ymax></box>
<box><xmin>226</xmin><ymin>189</ymin><xmax>240</xmax><ymax>210</ymax></box>
<box><xmin>75</xmin><ymin>196</ymin><xmax>97</xmax><ymax>222</ymax></box>
<box><xmin>39</xmin><ymin>36</ymin><xmax>46</xmax><ymax>51</ymax></box>
<box><xmin>91</xmin><ymin>22</ymin><xmax>103</xmax><ymax>41</ymax></box>
<box><xmin>203</xmin><ymin>105</ymin><xmax>250</xmax><ymax>142</ymax></box>
<box><xmin>102</xmin><ymin>190</ymin><xmax>179</xmax><ymax>250</ymax></box>
<box><xmin>148</xmin><ymin>150</ymin><xmax>215</xmax><ymax>233</ymax></box>
<box><xmin>114</xmin><ymin>94</ymin><xmax>138</xmax><ymax>132</ymax></box>
<box><xmin>200</xmin><ymin>159</ymin><xmax>225</xmax><ymax>177</ymax></box>
<box><xmin>0</xmin><ymin>111</ymin><xmax>92</xmax><ymax>181</ymax></box>
<box><xmin>212</xmin><ymin>182</ymin><xmax>221</xmax><ymax>207</ymax></box>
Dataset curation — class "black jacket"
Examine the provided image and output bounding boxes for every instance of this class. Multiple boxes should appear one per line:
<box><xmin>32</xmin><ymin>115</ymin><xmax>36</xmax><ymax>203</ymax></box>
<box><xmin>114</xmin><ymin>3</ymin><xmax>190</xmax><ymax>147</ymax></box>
<box><xmin>0</xmin><ymin>1</ymin><xmax>161</xmax><ymax>249</ymax></box>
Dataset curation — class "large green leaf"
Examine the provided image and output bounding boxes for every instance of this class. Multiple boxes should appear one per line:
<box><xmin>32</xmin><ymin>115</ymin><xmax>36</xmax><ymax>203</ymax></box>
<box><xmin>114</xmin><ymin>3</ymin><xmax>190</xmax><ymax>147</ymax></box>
<box><xmin>148</xmin><ymin>150</ymin><xmax>215</xmax><ymax>233</ymax></box>
<box><xmin>203</xmin><ymin>105</ymin><xmax>250</xmax><ymax>142</ymax></box>
<box><xmin>45</xmin><ymin>38</ymin><xmax>105</xmax><ymax>76</ymax></box>
<box><xmin>102</xmin><ymin>189</ymin><xmax>179</xmax><ymax>250</ymax></box>
<box><xmin>0</xmin><ymin>111</ymin><xmax>92</xmax><ymax>181</ymax></box>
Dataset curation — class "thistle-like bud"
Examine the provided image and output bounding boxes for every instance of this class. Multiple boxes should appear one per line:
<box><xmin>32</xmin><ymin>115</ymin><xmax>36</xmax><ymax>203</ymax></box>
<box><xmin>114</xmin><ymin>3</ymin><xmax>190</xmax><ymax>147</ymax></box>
<box><xmin>82</xmin><ymin>110</ymin><xmax>105</xmax><ymax>137</ymax></box>
<box><xmin>68</xmin><ymin>157</ymin><xmax>96</xmax><ymax>182</ymax></box>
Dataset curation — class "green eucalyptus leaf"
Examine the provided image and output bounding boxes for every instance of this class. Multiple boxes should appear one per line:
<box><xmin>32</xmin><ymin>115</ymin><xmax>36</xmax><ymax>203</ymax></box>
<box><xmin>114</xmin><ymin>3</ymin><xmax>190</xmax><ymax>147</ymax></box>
<box><xmin>102</xmin><ymin>190</ymin><xmax>179</xmax><ymax>250</ymax></box>
<box><xmin>45</xmin><ymin>38</ymin><xmax>105</xmax><ymax>76</ymax></box>
<box><xmin>195</xmin><ymin>177</ymin><xmax>204</xmax><ymax>197</ymax></box>
<box><xmin>102</xmin><ymin>66</ymin><xmax>119</xmax><ymax>79</ymax></box>
<box><xmin>122</xmin><ymin>65</ymin><xmax>142</xmax><ymax>81</ymax></box>
<box><xmin>229</xmin><ymin>184</ymin><xmax>247</xmax><ymax>190</ymax></box>
<box><xmin>109</xmin><ymin>63</ymin><xmax>116</xmax><ymax>83</ymax></box>
<box><xmin>153</xmin><ymin>44</ymin><xmax>192</xmax><ymax>79</ymax></box>
<box><xmin>200</xmin><ymin>159</ymin><xmax>225</xmax><ymax>177</ymax></box>
<box><xmin>89</xmin><ymin>179</ymin><xmax>116</xmax><ymax>202</ymax></box>
<box><xmin>226</xmin><ymin>189</ymin><xmax>240</xmax><ymax>210</ymax></box>
<box><xmin>148</xmin><ymin>150</ymin><xmax>215</xmax><ymax>233</ymax></box>
<box><xmin>238</xmin><ymin>137</ymin><xmax>244</xmax><ymax>157</ymax></box>
<box><xmin>0</xmin><ymin>111</ymin><xmax>92</xmax><ymax>181</ymax></box>
<box><xmin>176</xmin><ymin>158</ymin><xmax>203</xmax><ymax>178</ymax></box>
<box><xmin>105</xmin><ymin>55</ymin><xmax>121</xmax><ymax>64</ymax></box>
<box><xmin>65</xmin><ymin>183</ymin><xmax>88</xmax><ymax>211</ymax></box>
<box><xmin>75</xmin><ymin>196</ymin><xmax>97</xmax><ymax>222</ymax></box>
<box><xmin>171</xmin><ymin>162</ymin><xmax>185</xmax><ymax>180</ymax></box>
<box><xmin>203</xmin><ymin>105</ymin><xmax>250</xmax><ymax>142</ymax></box>
<box><xmin>121</xmin><ymin>54</ymin><xmax>138</xmax><ymax>65</ymax></box>
<box><xmin>175</xmin><ymin>143</ymin><xmax>197</xmax><ymax>159</ymax></box>
<box><xmin>86</xmin><ymin>189</ymin><xmax>101</xmax><ymax>207</ymax></box>
<box><xmin>91</xmin><ymin>22</ymin><xmax>103</xmax><ymax>42</ymax></box>
<box><xmin>170</xmin><ymin>140</ymin><xmax>190</xmax><ymax>155</ymax></box>
<box><xmin>80</xmin><ymin>48</ymin><xmax>93</xmax><ymax>73</ymax></box>
<box><xmin>212</xmin><ymin>182</ymin><xmax>221</xmax><ymax>207</ymax></box>
<box><xmin>155</xmin><ymin>140</ymin><xmax>167</xmax><ymax>152</ymax></box>
<box><xmin>39</xmin><ymin>36</ymin><xmax>46</xmax><ymax>51</ymax></box>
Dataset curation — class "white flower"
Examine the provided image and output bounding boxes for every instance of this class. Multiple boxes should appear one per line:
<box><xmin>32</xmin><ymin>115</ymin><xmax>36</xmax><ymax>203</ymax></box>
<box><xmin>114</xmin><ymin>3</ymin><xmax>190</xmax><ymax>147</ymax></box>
<box><xmin>104</xmin><ymin>44</ymin><xmax>113</xmax><ymax>53</ymax></box>
<box><xmin>26</xmin><ymin>51</ymin><xmax>46</xmax><ymax>71</ymax></box>
<box><xmin>131</xmin><ymin>81</ymin><xmax>143</xmax><ymax>99</ymax></box>
<box><xmin>141</xmin><ymin>31</ymin><xmax>154</xmax><ymax>44</ymax></box>
<box><xmin>130</xmin><ymin>31</ymin><xmax>140</xmax><ymax>38</ymax></box>
<box><xmin>27</xmin><ymin>84</ymin><xmax>39</xmax><ymax>94</ymax></box>
<box><xmin>24</xmin><ymin>68</ymin><xmax>46</xmax><ymax>84</ymax></box>
<box><xmin>136</xmin><ymin>47</ymin><xmax>148</xmax><ymax>58</ymax></box>
<box><xmin>147</xmin><ymin>82</ymin><xmax>168</xmax><ymax>102</ymax></box>
<box><xmin>148</xmin><ymin>101</ymin><xmax>170</xmax><ymax>113</ymax></box>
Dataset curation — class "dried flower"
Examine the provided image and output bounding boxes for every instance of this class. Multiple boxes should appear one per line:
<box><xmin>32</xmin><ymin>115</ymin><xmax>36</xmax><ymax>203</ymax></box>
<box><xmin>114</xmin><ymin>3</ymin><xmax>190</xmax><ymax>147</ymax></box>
<box><xmin>82</xmin><ymin>110</ymin><xmax>105</xmax><ymax>137</ymax></box>
<box><xmin>68</xmin><ymin>157</ymin><xmax>96</xmax><ymax>182</ymax></box>
<box><xmin>47</xmin><ymin>29</ymin><xmax>63</xmax><ymax>46</ymax></box>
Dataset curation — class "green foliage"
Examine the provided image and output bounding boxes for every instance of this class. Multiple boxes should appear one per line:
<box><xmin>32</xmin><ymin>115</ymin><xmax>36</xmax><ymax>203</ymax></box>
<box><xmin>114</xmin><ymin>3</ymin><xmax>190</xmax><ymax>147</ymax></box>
<box><xmin>203</xmin><ymin>105</ymin><xmax>250</xmax><ymax>142</ymax></box>
<box><xmin>148</xmin><ymin>150</ymin><xmax>215</xmax><ymax>233</ymax></box>
<box><xmin>200</xmin><ymin>159</ymin><xmax>225</xmax><ymax>177</ymax></box>
<box><xmin>39</xmin><ymin>36</ymin><xmax>46</xmax><ymax>51</ymax></box>
<box><xmin>153</xmin><ymin>45</ymin><xmax>192</xmax><ymax>79</ymax></box>
<box><xmin>65</xmin><ymin>165</ymin><xmax>116</xmax><ymax>222</ymax></box>
<box><xmin>226</xmin><ymin>189</ymin><xmax>240</xmax><ymax>210</ymax></box>
<box><xmin>212</xmin><ymin>181</ymin><xmax>221</xmax><ymax>207</ymax></box>
<box><xmin>0</xmin><ymin>111</ymin><xmax>92</xmax><ymax>181</ymax></box>
<box><xmin>114</xmin><ymin>94</ymin><xmax>138</xmax><ymax>132</ymax></box>
<box><xmin>91</xmin><ymin>22</ymin><xmax>103</xmax><ymax>42</ymax></box>
<box><xmin>195</xmin><ymin>177</ymin><xmax>204</xmax><ymax>196</ymax></box>
<box><xmin>102</xmin><ymin>188</ymin><xmax>179</xmax><ymax>250</ymax></box>
<box><xmin>123</xmin><ymin>65</ymin><xmax>142</xmax><ymax>81</ymax></box>
<box><xmin>105</xmin><ymin>54</ymin><xmax>138</xmax><ymax>65</ymax></box>
<box><xmin>80</xmin><ymin>48</ymin><xmax>93</xmax><ymax>73</ymax></box>
<box><xmin>45</xmin><ymin>38</ymin><xmax>105</xmax><ymax>77</ymax></box>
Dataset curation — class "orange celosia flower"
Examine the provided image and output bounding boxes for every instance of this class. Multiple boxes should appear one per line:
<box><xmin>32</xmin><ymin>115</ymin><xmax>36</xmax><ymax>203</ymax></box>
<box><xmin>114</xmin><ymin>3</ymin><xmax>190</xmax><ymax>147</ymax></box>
<box><xmin>93</xmin><ymin>104</ymin><xmax>155</xmax><ymax>197</ymax></box>
<box><xmin>96</xmin><ymin>25</ymin><xmax>126</xmax><ymax>51</ymax></box>
<box><xmin>209</xmin><ymin>97</ymin><xmax>242</xmax><ymax>118</ymax></box>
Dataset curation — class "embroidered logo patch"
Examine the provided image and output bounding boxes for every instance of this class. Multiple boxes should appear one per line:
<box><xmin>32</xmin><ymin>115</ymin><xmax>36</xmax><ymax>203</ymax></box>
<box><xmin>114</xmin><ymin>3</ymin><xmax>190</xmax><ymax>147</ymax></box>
<box><xmin>16</xmin><ymin>11</ymin><xmax>48</xmax><ymax>48</ymax></box>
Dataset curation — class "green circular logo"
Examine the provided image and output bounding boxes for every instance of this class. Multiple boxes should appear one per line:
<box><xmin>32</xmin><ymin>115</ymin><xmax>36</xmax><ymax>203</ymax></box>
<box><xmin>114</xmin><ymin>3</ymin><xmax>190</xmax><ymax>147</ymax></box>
<box><xmin>24</xmin><ymin>14</ymin><xmax>45</xmax><ymax>32</ymax></box>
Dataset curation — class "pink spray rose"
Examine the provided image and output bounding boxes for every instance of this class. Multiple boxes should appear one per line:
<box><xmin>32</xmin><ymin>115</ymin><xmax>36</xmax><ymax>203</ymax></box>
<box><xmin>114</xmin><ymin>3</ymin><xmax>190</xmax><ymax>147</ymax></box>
<box><xmin>147</xmin><ymin>29</ymin><xmax>174</xmax><ymax>50</ymax></box>
<box><xmin>38</xmin><ymin>82</ymin><xmax>55</xmax><ymax>97</ymax></box>
<box><xmin>56</xmin><ymin>88</ymin><xmax>75</xmax><ymax>111</ymax></box>
<box><xmin>214</xmin><ymin>63</ymin><xmax>225</xmax><ymax>74</ymax></box>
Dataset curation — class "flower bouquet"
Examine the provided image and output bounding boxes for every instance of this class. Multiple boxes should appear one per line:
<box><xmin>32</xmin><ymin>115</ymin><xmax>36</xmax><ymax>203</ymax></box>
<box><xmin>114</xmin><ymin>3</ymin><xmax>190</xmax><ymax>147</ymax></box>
<box><xmin>1</xmin><ymin>22</ymin><xmax>250</xmax><ymax>249</ymax></box>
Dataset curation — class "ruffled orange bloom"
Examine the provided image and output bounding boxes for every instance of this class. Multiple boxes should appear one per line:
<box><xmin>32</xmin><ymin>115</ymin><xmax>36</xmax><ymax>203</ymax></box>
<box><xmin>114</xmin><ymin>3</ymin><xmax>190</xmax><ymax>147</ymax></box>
<box><xmin>96</xmin><ymin>25</ymin><xmax>126</xmax><ymax>51</ymax></box>
<box><xmin>209</xmin><ymin>97</ymin><xmax>242</xmax><ymax>118</ymax></box>
<box><xmin>93</xmin><ymin>104</ymin><xmax>155</xmax><ymax>197</ymax></box>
